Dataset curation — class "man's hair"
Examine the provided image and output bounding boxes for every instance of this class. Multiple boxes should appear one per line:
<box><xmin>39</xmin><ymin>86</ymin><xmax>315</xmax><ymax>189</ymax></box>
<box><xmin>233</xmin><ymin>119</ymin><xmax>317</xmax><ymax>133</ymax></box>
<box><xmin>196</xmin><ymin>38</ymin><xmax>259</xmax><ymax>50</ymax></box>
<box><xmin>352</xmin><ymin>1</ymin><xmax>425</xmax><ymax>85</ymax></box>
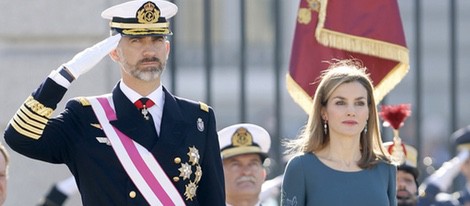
<box><xmin>398</xmin><ymin>164</ymin><xmax>419</xmax><ymax>187</ymax></box>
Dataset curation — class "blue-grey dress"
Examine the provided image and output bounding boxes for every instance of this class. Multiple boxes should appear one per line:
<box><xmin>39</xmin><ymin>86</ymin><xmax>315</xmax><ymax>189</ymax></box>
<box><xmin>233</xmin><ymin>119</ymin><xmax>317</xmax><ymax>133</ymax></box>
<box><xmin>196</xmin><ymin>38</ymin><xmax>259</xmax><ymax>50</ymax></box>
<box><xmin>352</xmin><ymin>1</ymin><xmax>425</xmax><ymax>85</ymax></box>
<box><xmin>281</xmin><ymin>153</ymin><xmax>396</xmax><ymax>206</ymax></box>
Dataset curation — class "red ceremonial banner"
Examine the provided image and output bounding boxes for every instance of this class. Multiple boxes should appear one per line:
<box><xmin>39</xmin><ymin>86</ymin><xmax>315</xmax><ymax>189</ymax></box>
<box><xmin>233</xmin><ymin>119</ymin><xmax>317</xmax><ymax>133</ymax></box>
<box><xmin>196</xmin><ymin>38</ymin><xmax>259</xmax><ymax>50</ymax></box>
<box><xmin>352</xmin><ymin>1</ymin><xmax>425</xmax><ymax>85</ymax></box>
<box><xmin>287</xmin><ymin>0</ymin><xmax>409</xmax><ymax>113</ymax></box>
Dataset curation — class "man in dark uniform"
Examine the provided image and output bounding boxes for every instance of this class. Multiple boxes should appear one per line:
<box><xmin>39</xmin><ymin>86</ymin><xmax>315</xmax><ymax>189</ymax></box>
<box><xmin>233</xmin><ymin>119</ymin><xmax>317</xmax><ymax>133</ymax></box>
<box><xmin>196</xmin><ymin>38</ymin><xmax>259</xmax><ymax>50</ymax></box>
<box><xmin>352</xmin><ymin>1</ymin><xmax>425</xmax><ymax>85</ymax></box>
<box><xmin>3</xmin><ymin>0</ymin><xmax>225</xmax><ymax>205</ymax></box>
<box><xmin>218</xmin><ymin>123</ymin><xmax>271</xmax><ymax>206</ymax></box>
<box><xmin>384</xmin><ymin>141</ymin><xmax>420</xmax><ymax>206</ymax></box>
<box><xmin>418</xmin><ymin>125</ymin><xmax>470</xmax><ymax>206</ymax></box>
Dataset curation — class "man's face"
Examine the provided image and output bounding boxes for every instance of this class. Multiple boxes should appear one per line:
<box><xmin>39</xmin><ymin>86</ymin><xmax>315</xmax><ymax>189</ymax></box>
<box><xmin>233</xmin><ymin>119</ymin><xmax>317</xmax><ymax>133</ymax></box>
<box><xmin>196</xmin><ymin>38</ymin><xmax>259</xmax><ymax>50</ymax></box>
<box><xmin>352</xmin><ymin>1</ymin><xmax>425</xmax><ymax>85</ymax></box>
<box><xmin>396</xmin><ymin>170</ymin><xmax>417</xmax><ymax>206</ymax></box>
<box><xmin>112</xmin><ymin>35</ymin><xmax>169</xmax><ymax>81</ymax></box>
<box><xmin>0</xmin><ymin>154</ymin><xmax>7</xmax><ymax>205</ymax></box>
<box><xmin>223</xmin><ymin>153</ymin><xmax>266</xmax><ymax>202</ymax></box>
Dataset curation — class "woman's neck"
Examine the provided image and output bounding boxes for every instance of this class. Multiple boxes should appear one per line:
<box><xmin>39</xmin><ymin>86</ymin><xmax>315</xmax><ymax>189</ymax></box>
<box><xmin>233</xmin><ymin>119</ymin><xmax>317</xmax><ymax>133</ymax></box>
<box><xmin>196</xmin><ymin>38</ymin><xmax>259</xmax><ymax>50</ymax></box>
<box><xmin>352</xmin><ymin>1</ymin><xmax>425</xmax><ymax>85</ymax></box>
<box><xmin>316</xmin><ymin>136</ymin><xmax>362</xmax><ymax>170</ymax></box>
<box><xmin>325</xmin><ymin>136</ymin><xmax>361</xmax><ymax>161</ymax></box>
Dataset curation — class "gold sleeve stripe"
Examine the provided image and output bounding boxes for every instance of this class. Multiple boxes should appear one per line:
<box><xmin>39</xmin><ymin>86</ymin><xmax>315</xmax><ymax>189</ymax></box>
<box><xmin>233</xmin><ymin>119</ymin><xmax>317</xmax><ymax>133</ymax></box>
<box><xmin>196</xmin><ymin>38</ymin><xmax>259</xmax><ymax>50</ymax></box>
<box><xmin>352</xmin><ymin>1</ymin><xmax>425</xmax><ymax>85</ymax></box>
<box><xmin>16</xmin><ymin>109</ymin><xmax>46</xmax><ymax>129</ymax></box>
<box><xmin>19</xmin><ymin>105</ymin><xmax>49</xmax><ymax>124</ymax></box>
<box><xmin>24</xmin><ymin>96</ymin><xmax>54</xmax><ymax>118</ymax></box>
<box><xmin>9</xmin><ymin>119</ymin><xmax>41</xmax><ymax>140</ymax></box>
<box><xmin>12</xmin><ymin>115</ymin><xmax>44</xmax><ymax>135</ymax></box>
<box><xmin>8</xmin><ymin>96</ymin><xmax>54</xmax><ymax>140</ymax></box>
<box><xmin>199</xmin><ymin>102</ymin><xmax>209</xmax><ymax>113</ymax></box>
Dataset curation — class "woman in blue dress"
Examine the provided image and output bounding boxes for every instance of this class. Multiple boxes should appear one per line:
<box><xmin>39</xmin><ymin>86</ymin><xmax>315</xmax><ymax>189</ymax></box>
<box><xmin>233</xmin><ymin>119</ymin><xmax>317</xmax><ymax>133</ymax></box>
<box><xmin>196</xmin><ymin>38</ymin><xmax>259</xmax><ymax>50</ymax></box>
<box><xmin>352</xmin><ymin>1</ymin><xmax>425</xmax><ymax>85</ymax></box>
<box><xmin>281</xmin><ymin>59</ymin><xmax>396</xmax><ymax>206</ymax></box>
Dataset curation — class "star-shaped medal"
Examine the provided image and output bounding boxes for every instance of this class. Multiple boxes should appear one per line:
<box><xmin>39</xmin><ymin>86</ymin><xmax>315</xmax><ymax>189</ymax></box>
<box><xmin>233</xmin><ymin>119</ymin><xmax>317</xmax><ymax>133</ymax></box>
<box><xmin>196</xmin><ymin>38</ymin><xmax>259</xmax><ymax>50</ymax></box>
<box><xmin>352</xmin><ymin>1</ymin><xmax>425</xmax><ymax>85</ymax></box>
<box><xmin>184</xmin><ymin>181</ymin><xmax>198</xmax><ymax>201</ymax></box>
<box><xmin>178</xmin><ymin>162</ymin><xmax>192</xmax><ymax>180</ymax></box>
<box><xmin>187</xmin><ymin>146</ymin><xmax>200</xmax><ymax>166</ymax></box>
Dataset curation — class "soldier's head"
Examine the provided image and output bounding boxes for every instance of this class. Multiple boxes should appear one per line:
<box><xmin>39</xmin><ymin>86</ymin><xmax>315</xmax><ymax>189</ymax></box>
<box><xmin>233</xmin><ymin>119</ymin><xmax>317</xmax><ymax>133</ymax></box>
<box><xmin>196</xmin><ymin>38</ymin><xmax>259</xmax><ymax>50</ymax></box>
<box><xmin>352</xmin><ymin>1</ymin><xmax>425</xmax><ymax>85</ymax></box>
<box><xmin>218</xmin><ymin>123</ymin><xmax>271</xmax><ymax>204</ymax></box>
<box><xmin>384</xmin><ymin>141</ymin><xmax>418</xmax><ymax>206</ymax></box>
<box><xmin>103</xmin><ymin>0</ymin><xmax>177</xmax><ymax>82</ymax></box>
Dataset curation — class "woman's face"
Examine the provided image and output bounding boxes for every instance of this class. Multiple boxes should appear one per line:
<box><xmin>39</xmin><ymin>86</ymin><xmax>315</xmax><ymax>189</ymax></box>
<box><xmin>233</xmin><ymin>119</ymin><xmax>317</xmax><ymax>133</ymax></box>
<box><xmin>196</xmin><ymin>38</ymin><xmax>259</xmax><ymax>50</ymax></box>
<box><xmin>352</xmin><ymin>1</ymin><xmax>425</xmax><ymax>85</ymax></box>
<box><xmin>322</xmin><ymin>81</ymin><xmax>369</xmax><ymax>139</ymax></box>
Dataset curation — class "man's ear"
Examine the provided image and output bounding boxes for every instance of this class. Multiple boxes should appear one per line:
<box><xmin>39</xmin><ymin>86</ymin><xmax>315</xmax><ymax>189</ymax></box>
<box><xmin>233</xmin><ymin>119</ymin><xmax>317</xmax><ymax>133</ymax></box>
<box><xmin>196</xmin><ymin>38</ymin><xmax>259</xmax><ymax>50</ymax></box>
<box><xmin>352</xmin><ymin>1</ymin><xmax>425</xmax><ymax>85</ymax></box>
<box><xmin>262</xmin><ymin>167</ymin><xmax>267</xmax><ymax>181</ymax></box>
<box><xmin>165</xmin><ymin>40</ymin><xmax>171</xmax><ymax>60</ymax></box>
<box><xmin>109</xmin><ymin>49</ymin><xmax>119</xmax><ymax>62</ymax></box>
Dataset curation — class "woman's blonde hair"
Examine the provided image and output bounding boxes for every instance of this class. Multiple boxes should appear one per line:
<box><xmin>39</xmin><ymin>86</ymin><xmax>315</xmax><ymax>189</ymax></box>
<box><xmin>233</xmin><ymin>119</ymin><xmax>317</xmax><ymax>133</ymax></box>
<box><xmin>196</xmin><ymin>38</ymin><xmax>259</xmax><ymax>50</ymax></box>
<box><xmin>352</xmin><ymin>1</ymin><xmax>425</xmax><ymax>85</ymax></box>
<box><xmin>285</xmin><ymin>59</ymin><xmax>389</xmax><ymax>168</ymax></box>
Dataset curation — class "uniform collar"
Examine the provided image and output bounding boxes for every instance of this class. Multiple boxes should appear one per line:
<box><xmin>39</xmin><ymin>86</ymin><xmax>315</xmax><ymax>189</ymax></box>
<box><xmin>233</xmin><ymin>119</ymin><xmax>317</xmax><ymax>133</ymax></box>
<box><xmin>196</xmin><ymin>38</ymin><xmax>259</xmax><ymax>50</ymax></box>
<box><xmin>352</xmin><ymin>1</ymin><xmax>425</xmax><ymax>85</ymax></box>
<box><xmin>119</xmin><ymin>80</ymin><xmax>163</xmax><ymax>108</ymax></box>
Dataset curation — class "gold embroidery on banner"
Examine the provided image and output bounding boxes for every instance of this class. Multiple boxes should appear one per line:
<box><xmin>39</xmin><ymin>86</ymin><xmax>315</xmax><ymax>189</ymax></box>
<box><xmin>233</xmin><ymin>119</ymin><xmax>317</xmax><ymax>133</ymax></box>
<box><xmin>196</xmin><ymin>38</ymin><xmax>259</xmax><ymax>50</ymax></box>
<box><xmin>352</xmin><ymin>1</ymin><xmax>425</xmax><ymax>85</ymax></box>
<box><xmin>308</xmin><ymin>0</ymin><xmax>321</xmax><ymax>11</ymax></box>
<box><xmin>298</xmin><ymin>8</ymin><xmax>312</xmax><ymax>24</ymax></box>
<box><xmin>298</xmin><ymin>0</ymin><xmax>321</xmax><ymax>25</ymax></box>
<box><xmin>24</xmin><ymin>96</ymin><xmax>54</xmax><ymax>118</ymax></box>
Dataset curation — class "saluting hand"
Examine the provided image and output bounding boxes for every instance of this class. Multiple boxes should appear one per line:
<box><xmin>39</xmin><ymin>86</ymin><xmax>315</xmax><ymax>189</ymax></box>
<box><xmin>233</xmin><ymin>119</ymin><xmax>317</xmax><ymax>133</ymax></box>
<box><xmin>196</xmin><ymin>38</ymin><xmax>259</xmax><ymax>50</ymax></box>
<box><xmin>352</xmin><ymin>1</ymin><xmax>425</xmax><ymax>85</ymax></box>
<box><xmin>62</xmin><ymin>34</ymin><xmax>121</xmax><ymax>79</ymax></box>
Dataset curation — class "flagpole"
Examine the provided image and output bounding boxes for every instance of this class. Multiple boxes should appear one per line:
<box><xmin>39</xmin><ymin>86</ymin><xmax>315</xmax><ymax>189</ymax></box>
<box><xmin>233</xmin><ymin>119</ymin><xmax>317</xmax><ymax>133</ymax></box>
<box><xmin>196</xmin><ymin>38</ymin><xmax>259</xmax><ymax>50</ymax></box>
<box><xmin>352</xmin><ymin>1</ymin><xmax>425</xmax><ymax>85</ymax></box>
<box><xmin>449</xmin><ymin>0</ymin><xmax>458</xmax><ymax>154</ymax></box>
<box><xmin>239</xmin><ymin>0</ymin><xmax>247</xmax><ymax>122</ymax></box>
<box><xmin>204</xmin><ymin>0</ymin><xmax>213</xmax><ymax>105</ymax></box>
<box><xmin>272</xmin><ymin>0</ymin><xmax>283</xmax><ymax>176</ymax></box>
<box><xmin>414</xmin><ymin>0</ymin><xmax>423</xmax><ymax>182</ymax></box>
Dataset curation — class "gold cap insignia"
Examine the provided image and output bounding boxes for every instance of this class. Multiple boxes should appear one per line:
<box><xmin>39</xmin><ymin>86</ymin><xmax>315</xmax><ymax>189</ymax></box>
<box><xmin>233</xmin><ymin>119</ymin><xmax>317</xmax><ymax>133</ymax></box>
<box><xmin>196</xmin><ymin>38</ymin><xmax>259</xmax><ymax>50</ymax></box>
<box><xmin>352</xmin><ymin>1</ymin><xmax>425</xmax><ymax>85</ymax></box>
<box><xmin>137</xmin><ymin>2</ymin><xmax>160</xmax><ymax>24</ymax></box>
<box><xmin>232</xmin><ymin>127</ymin><xmax>253</xmax><ymax>147</ymax></box>
<box><xmin>219</xmin><ymin>124</ymin><xmax>271</xmax><ymax>160</ymax></box>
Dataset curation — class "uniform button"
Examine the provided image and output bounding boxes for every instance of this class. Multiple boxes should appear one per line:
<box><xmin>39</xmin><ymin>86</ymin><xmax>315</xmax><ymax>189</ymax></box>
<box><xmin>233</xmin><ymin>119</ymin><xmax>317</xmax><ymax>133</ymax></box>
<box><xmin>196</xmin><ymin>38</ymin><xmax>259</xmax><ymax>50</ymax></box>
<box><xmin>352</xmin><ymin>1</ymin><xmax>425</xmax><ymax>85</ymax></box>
<box><xmin>174</xmin><ymin>157</ymin><xmax>181</xmax><ymax>164</ymax></box>
<box><xmin>129</xmin><ymin>191</ymin><xmax>136</xmax><ymax>198</ymax></box>
<box><xmin>173</xmin><ymin>177</ymin><xmax>180</xmax><ymax>182</ymax></box>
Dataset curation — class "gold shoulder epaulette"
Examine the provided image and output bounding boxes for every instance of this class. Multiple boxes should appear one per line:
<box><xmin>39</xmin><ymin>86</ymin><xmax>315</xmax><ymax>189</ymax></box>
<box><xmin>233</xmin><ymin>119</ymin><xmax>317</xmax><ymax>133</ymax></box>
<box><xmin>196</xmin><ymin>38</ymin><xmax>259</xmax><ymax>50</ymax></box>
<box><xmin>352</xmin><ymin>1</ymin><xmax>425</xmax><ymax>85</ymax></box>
<box><xmin>77</xmin><ymin>97</ymin><xmax>91</xmax><ymax>106</ymax></box>
<box><xmin>199</xmin><ymin>102</ymin><xmax>209</xmax><ymax>112</ymax></box>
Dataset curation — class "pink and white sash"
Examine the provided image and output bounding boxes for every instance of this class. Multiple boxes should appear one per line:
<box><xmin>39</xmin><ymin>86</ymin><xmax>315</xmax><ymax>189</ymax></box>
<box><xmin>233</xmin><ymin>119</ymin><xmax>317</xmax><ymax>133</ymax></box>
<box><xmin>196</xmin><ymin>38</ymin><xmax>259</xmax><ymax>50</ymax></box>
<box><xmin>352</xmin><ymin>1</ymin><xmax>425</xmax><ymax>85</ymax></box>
<box><xmin>88</xmin><ymin>95</ymin><xmax>185</xmax><ymax>206</ymax></box>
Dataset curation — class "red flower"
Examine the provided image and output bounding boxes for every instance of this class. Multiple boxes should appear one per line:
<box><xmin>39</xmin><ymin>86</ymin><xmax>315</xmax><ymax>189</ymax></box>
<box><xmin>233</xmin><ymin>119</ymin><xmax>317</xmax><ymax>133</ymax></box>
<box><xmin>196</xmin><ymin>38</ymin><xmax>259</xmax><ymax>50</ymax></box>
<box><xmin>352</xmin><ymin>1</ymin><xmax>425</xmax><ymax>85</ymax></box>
<box><xmin>379</xmin><ymin>104</ymin><xmax>411</xmax><ymax>130</ymax></box>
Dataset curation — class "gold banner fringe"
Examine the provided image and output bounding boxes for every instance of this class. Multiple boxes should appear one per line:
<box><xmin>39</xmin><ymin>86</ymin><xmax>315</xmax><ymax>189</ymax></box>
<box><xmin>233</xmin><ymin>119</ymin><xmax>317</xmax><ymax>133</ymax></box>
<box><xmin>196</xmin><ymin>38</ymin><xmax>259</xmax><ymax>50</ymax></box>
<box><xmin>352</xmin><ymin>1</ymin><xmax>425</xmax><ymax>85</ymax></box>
<box><xmin>317</xmin><ymin>29</ymin><xmax>409</xmax><ymax>63</ymax></box>
<box><xmin>374</xmin><ymin>62</ymin><xmax>410</xmax><ymax>103</ymax></box>
<box><xmin>286</xmin><ymin>73</ymin><xmax>313</xmax><ymax>114</ymax></box>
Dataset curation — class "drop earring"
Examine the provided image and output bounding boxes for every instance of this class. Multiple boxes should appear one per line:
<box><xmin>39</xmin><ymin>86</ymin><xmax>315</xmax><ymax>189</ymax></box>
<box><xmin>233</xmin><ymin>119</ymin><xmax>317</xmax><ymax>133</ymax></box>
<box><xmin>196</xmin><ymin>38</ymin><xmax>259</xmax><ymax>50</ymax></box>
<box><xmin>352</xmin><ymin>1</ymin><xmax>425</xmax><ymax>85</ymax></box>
<box><xmin>323</xmin><ymin>120</ymin><xmax>328</xmax><ymax>135</ymax></box>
